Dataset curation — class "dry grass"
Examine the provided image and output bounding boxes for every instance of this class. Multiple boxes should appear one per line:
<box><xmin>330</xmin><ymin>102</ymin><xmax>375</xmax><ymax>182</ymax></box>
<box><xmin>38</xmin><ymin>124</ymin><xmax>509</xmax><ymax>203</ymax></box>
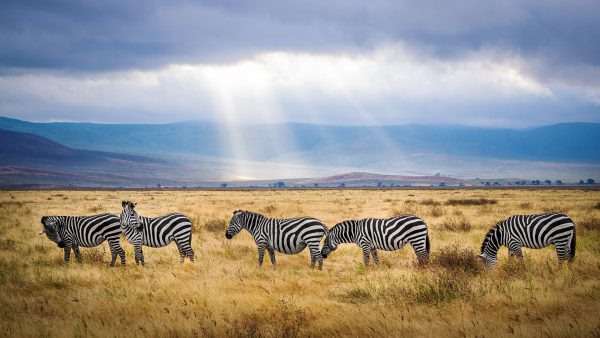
<box><xmin>0</xmin><ymin>188</ymin><xmax>599</xmax><ymax>337</ymax></box>
<box><xmin>445</xmin><ymin>198</ymin><xmax>497</xmax><ymax>206</ymax></box>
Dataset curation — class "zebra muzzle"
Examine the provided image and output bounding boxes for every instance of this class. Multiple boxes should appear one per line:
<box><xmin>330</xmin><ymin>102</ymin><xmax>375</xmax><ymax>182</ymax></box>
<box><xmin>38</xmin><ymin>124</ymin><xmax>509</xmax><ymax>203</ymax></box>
<box><xmin>38</xmin><ymin>230</ymin><xmax>45</xmax><ymax>235</ymax></box>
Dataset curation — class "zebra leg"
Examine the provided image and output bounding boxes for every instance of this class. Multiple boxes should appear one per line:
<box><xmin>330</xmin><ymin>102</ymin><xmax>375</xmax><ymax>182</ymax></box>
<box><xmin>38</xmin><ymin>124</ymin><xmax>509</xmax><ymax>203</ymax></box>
<box><xmin>134</xmin><ymin>244</ymin><xmax>145</xmax><ymax>265</ymax></box>
<box><xmin>308</xmin><ymin>243</ymin><xmax>323</xmax><ymax>270</ymax></box>
<box><xmin>107</xmin><ymin>239</ymin><xmax>124</xmax><ymax>267</ymax></box>
<box><xmin>508</xmin><ymin>241</ymin><xmax>523</xmax><ymax>260</ymax></box>
<box><xmin>555</xmin><ymin>240</ymin><xmax>570</xmax><ymax>262</ymax></box>
<box><xmin>175</xmin><ymin>241</ymin><xmax>186</xmax><ymax>263</ymax></box>
<box><xmin>361</xmin><ymin>246</ymin><xmax>371</xmax><ymax>266</ymax></box>
<box><xmin>73</xmin><ymin>244</ymin><xmax>82</xmax><ymax>263</ymax></box>
<box><xmin>186</xmin><ymin>246</ymin><xmax>195</xmax><ymax>262</ymax></box>
<box><xmin>257</xmin><ymin>243</ymin><xmax>266</xmax><ymax>268</ymax></box>
<box><xmin>63</xmin><ymin>245</ymin><xmax>72</xmax><ymax>263</ymax></box>
<box><xmin>370</xmin><ymin>248</ymin><xmax>380</xmax><ymax>265</ymax></box>
<box><xmin>267</xmin><ymin>246</ymin><xmax>276</xmax><ymax>268</ymax></box>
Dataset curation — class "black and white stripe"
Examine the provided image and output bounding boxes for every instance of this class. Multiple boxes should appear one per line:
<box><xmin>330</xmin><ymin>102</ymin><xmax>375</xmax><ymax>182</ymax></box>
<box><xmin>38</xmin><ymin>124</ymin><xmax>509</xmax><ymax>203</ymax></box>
<box><xmin>321</xmin><ymin>215</ymin><xmax>430</xmax><ymax>266</ymax></box>
<box><xmin>120</xmin><ymin>201</ymin><xmax>194</xmax><ymax>264</ymax></box>
<box><xmin>39</xmin><ymin>214</ymin><xmax>125</xmax><ymax>266</ymax></box>
<box><xmin>479</xmin><ymin>212</ymin><xmax>576</xmax><ymax>267</ymax></box>
<box><xmin>225</xmin><ymin>210</ymin><xmax>328</xmax><ymax>269</ymax></box>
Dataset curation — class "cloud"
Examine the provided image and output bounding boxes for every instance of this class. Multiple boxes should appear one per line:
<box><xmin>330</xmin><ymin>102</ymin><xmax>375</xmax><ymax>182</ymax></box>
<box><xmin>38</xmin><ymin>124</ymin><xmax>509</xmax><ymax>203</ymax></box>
<box><xmin>0</xmin><ymin>0</ymin><xmax>599</xmax><ymax>125</ymax></box>
<box><xmin>1</xmin><ymin>44</ymin><xmax>597</xmax><ymax>126</ymax></box>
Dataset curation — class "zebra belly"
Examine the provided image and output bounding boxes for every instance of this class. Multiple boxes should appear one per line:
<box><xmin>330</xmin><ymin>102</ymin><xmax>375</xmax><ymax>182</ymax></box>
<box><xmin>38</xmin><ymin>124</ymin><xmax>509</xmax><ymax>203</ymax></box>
<box><xmin>77</xmin><ymin>235</ymin><xmax>104</xmax><ymax>247</ymax></box>
<box><xmin>272</xmin><ymin>241</ymin><xmax>307</xmax><ymax>255</ymax></box>
<box><xmin>375</xmin><ymin>242</ymin><xmax>406</xmax><ymax>251</ymax></box>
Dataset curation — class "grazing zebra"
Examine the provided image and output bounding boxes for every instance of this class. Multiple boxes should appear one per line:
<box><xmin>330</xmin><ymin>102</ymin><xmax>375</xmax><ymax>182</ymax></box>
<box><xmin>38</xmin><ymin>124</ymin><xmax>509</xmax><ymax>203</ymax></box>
<box><xmin>38</xmin><ymin>214</ymin><xmax>125</xmax><ymax>266</ymax></box>
<box><xmin>321</xmin><ymin>215</ymin><xmax>430</xmax><ymax>266</ymax></box>
<box><xmin>479</xmin><ymin>213</ymin><xmax>576</xmax><ymax>267</ymax></box>
<box><xmin>120</xmin><ymin>201</ymin><xmax>194</xmax><ymax>264</ymax></box>
<box><xmin>225</xmin><ymin>210</ymin><xmax>328</xmax><ymax>269</ymax></box>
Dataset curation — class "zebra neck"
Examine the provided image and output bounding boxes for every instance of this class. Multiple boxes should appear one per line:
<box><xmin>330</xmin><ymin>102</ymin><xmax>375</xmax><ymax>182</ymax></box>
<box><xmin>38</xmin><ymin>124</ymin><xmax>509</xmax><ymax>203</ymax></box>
<box><xmin>483</xmin><ymin>225</ymin><xmax>505</xmax><ymax>256</ymax></box>
<box><xmin>243</xmin><ymin>217</ymin><xmax>263</xmax><ymax>234</ymax></box>
<box><xmin>333</xmin><ymin>221</ymin><xmax>358</xmax><ymax>244</ymax></box>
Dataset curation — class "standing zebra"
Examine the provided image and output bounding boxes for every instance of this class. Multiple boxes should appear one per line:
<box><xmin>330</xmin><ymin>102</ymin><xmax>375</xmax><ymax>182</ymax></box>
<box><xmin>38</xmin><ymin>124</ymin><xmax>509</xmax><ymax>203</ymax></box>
<box><xmin>120</xmin><ymin>201</ymin><xmax>194</xmax><ymax>264</ymax></box>
<box><xmin>225</xmin><ymin>210</ymin><xmax>328</xmax><ymax>269</ymax></box>
<box><xmin>38</xmin><ymin>213</ymin><xmax>125</xmax><ymax>266</ymax></box>
<box><xmin>479</xmin><ymin>212</ymin><xmax>576</xmax><ymax>267</ymax></box>
<box><xmin>321</xmin><ymin>215</ymin><xmax>430</xmax><ymax>266</ymax></box>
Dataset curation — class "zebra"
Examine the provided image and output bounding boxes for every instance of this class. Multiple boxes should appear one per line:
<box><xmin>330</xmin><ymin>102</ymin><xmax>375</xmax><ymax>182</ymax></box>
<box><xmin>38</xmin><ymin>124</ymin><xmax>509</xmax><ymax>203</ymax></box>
<box><xmin>320</xmin><ymin>215</ymin><xmax>430</xmax><ymax>266</ymax></box>
<box><xmin>120</xmin><ymin>201</ymin><xmax>194</xmax><ymax>264</ymax></box>
<box><xmin>38</xmin><ymin>213</ymin><xmax>125</xmax><ymax>266</ymax></box>
<box><xmin>225</xmin><ymin>210</ymin><xmax>328</xmax><ymax>269</ymax></box>
<box><xmin>479</xmin><ymin>212</ymin><xmax>576</xmax><ymax>267</ymax></box>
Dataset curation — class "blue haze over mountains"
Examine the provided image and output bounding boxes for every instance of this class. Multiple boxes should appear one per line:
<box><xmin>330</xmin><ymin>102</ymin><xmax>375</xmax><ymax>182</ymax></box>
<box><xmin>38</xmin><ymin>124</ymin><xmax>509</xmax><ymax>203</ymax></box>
<box><xmin>0</xmin><ymin>116</ymin><xmax>599</xmax><ymax>187</ymax></box>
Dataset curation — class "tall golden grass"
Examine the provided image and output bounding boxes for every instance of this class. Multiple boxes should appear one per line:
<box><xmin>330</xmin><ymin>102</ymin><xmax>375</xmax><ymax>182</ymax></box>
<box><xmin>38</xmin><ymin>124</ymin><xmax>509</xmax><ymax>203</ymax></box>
<box><xmin>0</xmin><ymin>189</ymin><xmax>599</xmax><ymax>337</ymax></box>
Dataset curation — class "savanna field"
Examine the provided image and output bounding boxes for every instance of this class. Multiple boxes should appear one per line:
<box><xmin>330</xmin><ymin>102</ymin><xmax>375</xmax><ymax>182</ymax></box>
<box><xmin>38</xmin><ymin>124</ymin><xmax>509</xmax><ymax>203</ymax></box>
<box><xmin>1</xmin><ymin>189</ymin><xmax>599</xmax><ymax>337</ymax></box>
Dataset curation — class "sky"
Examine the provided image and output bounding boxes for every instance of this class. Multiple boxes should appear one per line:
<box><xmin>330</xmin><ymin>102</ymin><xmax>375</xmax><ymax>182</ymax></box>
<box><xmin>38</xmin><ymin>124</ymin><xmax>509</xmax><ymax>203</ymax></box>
<box><xmin>1</xmin><ymin>0</ymin><xmax>600</xmax><ymax>127</ymax></box>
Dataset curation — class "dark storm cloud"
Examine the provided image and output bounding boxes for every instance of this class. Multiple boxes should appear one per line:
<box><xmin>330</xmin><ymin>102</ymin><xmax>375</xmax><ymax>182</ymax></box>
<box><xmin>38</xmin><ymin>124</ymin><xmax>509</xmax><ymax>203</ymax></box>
<box><xmin>1</xmin><ymin>0</ymin><xmax>599</xmax><ymax>72</ymax></box>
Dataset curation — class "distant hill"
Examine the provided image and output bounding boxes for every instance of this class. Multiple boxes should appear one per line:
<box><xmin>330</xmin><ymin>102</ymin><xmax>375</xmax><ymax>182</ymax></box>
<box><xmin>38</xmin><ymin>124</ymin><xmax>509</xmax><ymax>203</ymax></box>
<box><xmin>295</xmin><ymin>172</ymin><xmax>467</xmax><ymax>185</ymax></box>
<box><xmin>1</xmin><ymin>116</ymin><xmax>599</xmax><ymax>163</ymax></box>
<box><xmin>0</xmin><ymin>129</ymin><xmax>201</xmax><ymax>187</ymax></box>
<box><xmin>0</xmin><ymin>129</ymin><xmax>161</xmax><ymax>166</ymax></box>
<box><xmin>1</xmin><ymin>116</ymin><xmax>599</xmax><ymax>182</ymax></box>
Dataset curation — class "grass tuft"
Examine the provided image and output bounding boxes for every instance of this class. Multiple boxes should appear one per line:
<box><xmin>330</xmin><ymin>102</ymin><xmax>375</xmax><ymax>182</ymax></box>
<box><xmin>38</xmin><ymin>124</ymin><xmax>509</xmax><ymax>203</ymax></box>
<box><xmin>431</xmin><ymin>246</ymin><xmax>483</xmax><ymax>274</ymax></box>
<box><xmin>203</xmin><ymin>218</ymin><xmax>228</xmax><ymax>232</ymax></box>
<box><xmin>445</xmin><ymin>198</ymin><xmax>497</xmax><ymax>206</ymax></box>
<box><xmin>440</xmin><ymin>217</ymin><xmax>472</xmax><ymax>231</ymax></box>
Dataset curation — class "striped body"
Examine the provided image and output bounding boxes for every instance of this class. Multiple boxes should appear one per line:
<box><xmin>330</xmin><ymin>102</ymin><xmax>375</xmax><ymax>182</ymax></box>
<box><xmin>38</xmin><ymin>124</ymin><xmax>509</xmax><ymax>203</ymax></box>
<box><xmin>120</xmin><ymin>201</ymin><xmax>194</xmax><ymax>264</ymax></box>
<box><xmin>321</xmin><ymin>215</ymin><xmax>430</xmax><ymax>265</ymax></box>
<box><xmin>39</xmin><ymin>214</ymin><xmax>125</xmax><ymax>266</ymax></box>
<box><xmin>479</xmin><ymin>213</ymin><xmax>576</xmax><ymax>267</ymax></box>
<box><xmin>225</xmin><ymin>210</ymin><xmax>328</xmax><ymax>269</ymax></box>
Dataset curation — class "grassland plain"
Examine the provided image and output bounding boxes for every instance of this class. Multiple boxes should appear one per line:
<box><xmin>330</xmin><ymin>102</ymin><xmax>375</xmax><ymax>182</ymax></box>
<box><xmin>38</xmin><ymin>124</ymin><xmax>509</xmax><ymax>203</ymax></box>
<box><xmin>0</xmin><ymin>189</ymin><xmax>599</xmax><ymax>337</ymax></box>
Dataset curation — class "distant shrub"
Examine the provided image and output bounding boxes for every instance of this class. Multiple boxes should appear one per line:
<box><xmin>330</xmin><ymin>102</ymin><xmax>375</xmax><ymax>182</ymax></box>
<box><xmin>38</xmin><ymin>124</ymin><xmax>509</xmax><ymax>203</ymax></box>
<box><xmin>381</xmin><ymin>271</ymin><xmax>473</xmax><ymax>305</ymax></box>
<box><xmin>88</xmin><ymin>205</ymin><xmax>103</xmax><ymax>213</ymax></box>
<box><xmin>519</xmin><ymin>202</ymin><xmax>532</xmax><ymax>209</ymax></box>
<box><xmin>420</xmin><ymin>199</ymin><xmax>441</xmax><ymax>206</ymax></box>
<box><xmin>411</xmin><ymin>272</ymin><xmax>472</xmax><ymax>304</ymax></box>
<box><xmin>579</xmin><ymin>217</ymin><xmax>600</xmax><ymax>231</ymax></box>
<box><xmin>445</xmin><ymin>198</ymin><xmax>497</xmax><ymax>206</ymax></box>
<box><xmin>0</xmin><ymin>239</ymin><xmax>17</xmax><ymax>251</ymax></box>
<box><xmin>338</xmin><ymin>286</ymin><xmax>372</xmax><ymax>303</ymax></box>
<box><xmin>226</xmin><ymin>299</ymin><xmax>308</xmax><ymax>338</ymax></box>
<box><xmin>262</xmin><ymin>204</ymin><xmax>277</xmax><ymax>214</ymax></box>
<box><xmin>432</xmin><ymin>246</ymin><xmax>482</xmax><ymax>274</ymax></box>
<box><xmin>594</xmin><ymin>202</ymin><xmax>600</xmax><ymax>210</ymax></box>
<box><xmin>428</xmin><ymin>206</ymin><xmax>444</xmax><ymax>217</ymax></box>
<box><xmin>440</xmin><ymin>218</ymin><xmax>472</xmax><ymax>232</ymax></box>
<box><xmin>203</xmin><ymin>218</ymin><xmax>227</xmax><ymax>232</ymax></box>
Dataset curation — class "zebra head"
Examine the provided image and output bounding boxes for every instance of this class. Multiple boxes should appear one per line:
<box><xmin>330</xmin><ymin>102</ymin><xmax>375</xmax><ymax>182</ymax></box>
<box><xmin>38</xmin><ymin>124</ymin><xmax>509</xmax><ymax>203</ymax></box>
<box><xmin>39</xmin><ymin>216</ymin><xmax>65</xmax><ymax>248</ymax></box>
<box><xmin>321</xmin><ymin>224</ymin><xmax>343</xmax><ymax>259</ymax></box>
<box><xmin>320</xmin><ymin>235</ymin><xmax>338</xmax><ymax>259</ymax></box>
<box><xmin>120</xmin><ymin>201</ymin><xmax>141</xmax><ymax>230</ymax></box>
<box><xmin>479</xmin><ymin>227</ymin><xmax>500</xmax><ymax>267</ymax></box>
<box><xmin>225</xmin><ymin>210</ymin><xmax>244</xmax><ymax>239</ymax></box>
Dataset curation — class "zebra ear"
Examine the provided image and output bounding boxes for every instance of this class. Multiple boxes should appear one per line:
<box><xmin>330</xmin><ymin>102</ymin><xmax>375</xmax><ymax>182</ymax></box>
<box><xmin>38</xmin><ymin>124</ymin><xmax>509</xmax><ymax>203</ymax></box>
<box><xmin>122</xmin><ymin>201</ymin><xmax>127</xmax><ymax>208</ymax></box>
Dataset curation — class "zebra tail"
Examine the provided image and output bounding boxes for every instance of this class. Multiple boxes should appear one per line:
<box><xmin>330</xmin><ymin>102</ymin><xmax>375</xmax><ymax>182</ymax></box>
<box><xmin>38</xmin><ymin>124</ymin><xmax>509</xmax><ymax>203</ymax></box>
<box><xmin>570</xmin><ymin>227</ymin><xmax>576</xmax><ymax>261</ymax></box>
<box><xmin>425</xmin><ymin>232</ymin><xmax>430</xmax><ymax>255</ymax></box>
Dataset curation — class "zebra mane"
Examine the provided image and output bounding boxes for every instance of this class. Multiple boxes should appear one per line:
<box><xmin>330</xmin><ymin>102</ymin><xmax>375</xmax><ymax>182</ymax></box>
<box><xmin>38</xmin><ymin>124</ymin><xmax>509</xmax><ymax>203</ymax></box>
<box><xmin>235</xmin><ymin>210</ymin><xmax>266</xmax><ymax>219</ymax></box>
<box><xmin>122</xmin><ymin>200</ymin><xmax>135</xmax><ymax>209</ymax></box>
<box><xmin>480</xmin><ymin>220</ymin><xmax>504</xmax><ymax>253</ymax></box>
